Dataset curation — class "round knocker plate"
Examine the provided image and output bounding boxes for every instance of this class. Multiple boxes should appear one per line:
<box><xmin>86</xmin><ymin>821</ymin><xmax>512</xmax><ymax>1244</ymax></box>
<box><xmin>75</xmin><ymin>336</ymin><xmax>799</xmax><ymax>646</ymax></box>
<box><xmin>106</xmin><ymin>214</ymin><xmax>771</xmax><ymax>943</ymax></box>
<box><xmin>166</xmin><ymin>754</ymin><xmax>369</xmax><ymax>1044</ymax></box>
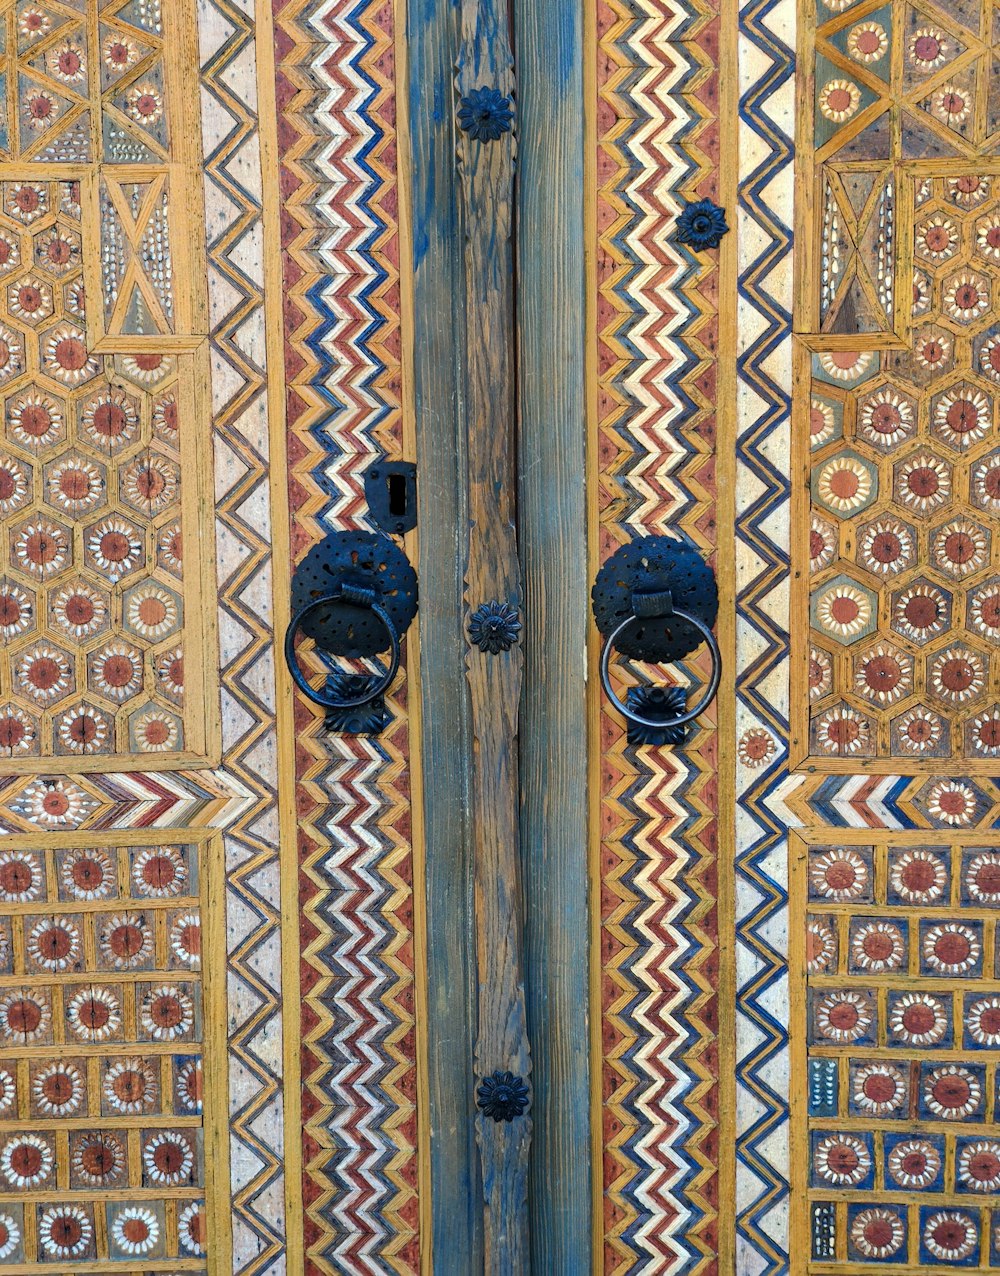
<box><xmin>289</xmin><ymin>531</ymin><xmax>418</xmax><ymax>659</ymax></box>
<box><xmin>592</xmin><ymin>537</ymin><xmax>719</xmax><ymax>663</ymax></box>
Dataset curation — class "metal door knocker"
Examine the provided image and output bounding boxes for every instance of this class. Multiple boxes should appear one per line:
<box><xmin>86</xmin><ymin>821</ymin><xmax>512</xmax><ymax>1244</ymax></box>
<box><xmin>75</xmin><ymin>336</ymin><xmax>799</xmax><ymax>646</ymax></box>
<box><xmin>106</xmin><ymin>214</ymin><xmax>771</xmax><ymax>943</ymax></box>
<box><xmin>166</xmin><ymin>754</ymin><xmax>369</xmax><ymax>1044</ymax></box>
<box><xmin>285</xmin><ymin>530</ymin><xmax>418</xmax><ymax>734</ymax></box>
<box><xmin>592</xmin><ymin>536</ymin><xmax>721</xmax><ymax>746</ymax></box>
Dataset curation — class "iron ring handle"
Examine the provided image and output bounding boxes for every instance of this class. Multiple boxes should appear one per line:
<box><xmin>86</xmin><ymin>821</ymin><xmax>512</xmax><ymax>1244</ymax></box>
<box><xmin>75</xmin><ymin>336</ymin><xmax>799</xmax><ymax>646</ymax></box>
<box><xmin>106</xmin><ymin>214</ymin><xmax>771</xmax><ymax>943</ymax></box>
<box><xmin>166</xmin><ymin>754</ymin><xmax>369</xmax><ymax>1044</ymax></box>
<box><xmin>284</xmin><ymin>593</ymin><xmax>401</xmax><ymax>711</ymax></box>
<box><xmin>599</xmin><ymin>607</ymin><xmax>722</xmax><ymax>731</ymax></box>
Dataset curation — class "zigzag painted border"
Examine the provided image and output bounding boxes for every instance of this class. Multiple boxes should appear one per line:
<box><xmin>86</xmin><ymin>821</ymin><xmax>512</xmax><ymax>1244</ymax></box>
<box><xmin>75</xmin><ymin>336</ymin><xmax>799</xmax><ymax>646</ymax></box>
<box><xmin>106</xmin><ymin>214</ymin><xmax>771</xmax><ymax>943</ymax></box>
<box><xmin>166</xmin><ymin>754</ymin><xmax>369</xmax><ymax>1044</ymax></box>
<box><xmin>199</xmin><ymin>5</ymin><xmax>289</xmax><ymax>1268</ymax></box>
<box><xmin>596</xmin><ymin>0</ymin><xmax>723</xmax><ymax>1269</ymax></box>
<box><xmin>272</xmin><ymin>2</ymin><xmax>420</xmax><ymax>1270</ymax></box>
<box><xmin>733</xmin><ymin>0</ymin><xmax>795</xmax><ymax>1269</ymax></box>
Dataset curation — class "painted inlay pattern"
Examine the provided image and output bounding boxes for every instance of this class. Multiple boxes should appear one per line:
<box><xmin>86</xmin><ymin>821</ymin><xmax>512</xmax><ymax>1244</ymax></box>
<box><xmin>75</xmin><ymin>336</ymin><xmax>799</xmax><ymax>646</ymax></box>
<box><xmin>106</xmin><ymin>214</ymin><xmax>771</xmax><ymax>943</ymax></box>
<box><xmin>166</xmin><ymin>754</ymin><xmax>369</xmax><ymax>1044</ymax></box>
<box><xmin>273</xmin><ymin>1</ymin><xmax>419</xmax><ymax>1269</ymax></box>
<box><xmin>0</xmin><ymin>0</ymin><xmax>290</xmax><ymax>1270</ymax></box>
<box><xmin>733</xmin><ymin>0</ymin><xmax>795</xmax><ymax>1265</ymax></box>
<box><xmin>748</xmin><ymin>0</ymin><xmax>1000</xmax><ymax>1271</ymax></box>
<box><xmin>800</xmin><ymin>833</ymin><xmax>1000</xmax><ymax>1268</ymax></box>
<box><xmin>809</xmin><ymin>173</ymin><xmax>1000</xmax><ymax>763</ymax></box>
<box><xmin>0</xmin><ymin>0</ymin><xmax>210</xmax><ymax>772</ymax></box>
<box><xmin>0</xmin><ymin>0</ymin><xmax>199</xmax><ymax>343</ymax></box>
<box><xmin>804</xmin><ymin>0</ymin><xmax>1000</xmax><ymax>764</ymax></box>
<box><xmin>596</xmin><ymin>0</ymin><xmax>723</xmax><ymax>1267</ymax></box>
<box><xmin>0</xmin><ymin>834</ymin><xmax>212</xmax><ymax>1268</ymax></box>
<box><xmin>0</xmin><ymin>184</ymin><xmax>190</xmax><ymax>761</ymax></box>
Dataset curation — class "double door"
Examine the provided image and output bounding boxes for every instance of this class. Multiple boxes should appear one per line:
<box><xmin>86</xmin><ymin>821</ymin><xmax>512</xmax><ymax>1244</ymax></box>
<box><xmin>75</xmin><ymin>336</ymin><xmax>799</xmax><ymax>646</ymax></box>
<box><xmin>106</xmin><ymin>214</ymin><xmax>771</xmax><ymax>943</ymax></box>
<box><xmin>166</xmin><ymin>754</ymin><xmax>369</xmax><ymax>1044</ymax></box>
<box><xmin>0</xmin><ymin>0</ymin><xmax>995</xmax><ymax>1272</ymax></box>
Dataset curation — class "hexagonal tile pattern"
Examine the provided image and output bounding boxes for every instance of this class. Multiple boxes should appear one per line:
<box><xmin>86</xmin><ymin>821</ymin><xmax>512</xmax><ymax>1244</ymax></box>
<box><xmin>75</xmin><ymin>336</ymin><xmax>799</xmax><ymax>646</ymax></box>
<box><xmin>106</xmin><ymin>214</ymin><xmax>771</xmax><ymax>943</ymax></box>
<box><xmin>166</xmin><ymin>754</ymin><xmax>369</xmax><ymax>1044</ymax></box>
<box><xmin>914</xmin><ymin>211</ymin><xmax>960</xmax><ymax>266</ymax></box>
<box><xmin>853</xmin><ymin>642</ymin><xmax>914</xmax><ymax>707</ymax></box>
<box><xmin>810</xmin><ymin>700</ymin><xmax>876</xmax><ymax>757</ymax></box>
<box><xmin>0</xmin><ymin>181</ymin><xmax>189</xmax><ymax>761</ymax></box>
<box><xmin>122</xmin><ymin>579</ymin><xmax>182</xmax><ymax>644</ymax></box>
<box><xmin>813</xmin><ymin>449</ymin><xmax>879</xmax><ymax>519</ymax></box>
<box><xmin>930</xmin><ymin>517</ymin><xmax>991</xmax><ymax>579</ymax></box>
<box><xmin>891</xmin><ymin>578</ymin><xmax>953</xmax><ymax>646</ymax></box>
<box><xmin>857</xmin><ymin>382</ymin><xmax>917</xmax><ymax>451</ymax></box>
<box><xmin>43</xmin><ymin>453</ymin><xmax>108</xmax><ymax>516</ymax></box>
<box><xmin>809</xmin><ymin>172</ymin><xmax>1000</xmax><ymax>760</ymax></box>
<box><xmin>7</xmin><ymin>275</ymin><xmax>54</xmax><ymax>327</ymax></box>
<box><xmin>811</xmin><ymin>574</ymin><xmax>879</xmax><ymax>646</ymax></box>
<box><xmin>966</xmin><ymin>706</ymin><xmax>1000</xmax><ymax>759</ymax></box>
<box><xmin>32</xmin><ymin>223</ymin><xmax>81</xmax><ymax>277</ymax></box>
<box><xmin>926</xmin><ymin>645</ymin><xmax>988</xmax><ymax>708</ymax></box>
<box><xmin>856</xmin><ymin>516</ymin><xmax>916</xmax><ymax>577</ymax></box>
<box><xmin>929</xmin><ymin>382</ymin><xmax>993</xmax><ymax>453</ymax></box>
<box><xmin>890</xmin><ymin>705</ymin><xmax>949</xmax><ymax>759</ymax></box>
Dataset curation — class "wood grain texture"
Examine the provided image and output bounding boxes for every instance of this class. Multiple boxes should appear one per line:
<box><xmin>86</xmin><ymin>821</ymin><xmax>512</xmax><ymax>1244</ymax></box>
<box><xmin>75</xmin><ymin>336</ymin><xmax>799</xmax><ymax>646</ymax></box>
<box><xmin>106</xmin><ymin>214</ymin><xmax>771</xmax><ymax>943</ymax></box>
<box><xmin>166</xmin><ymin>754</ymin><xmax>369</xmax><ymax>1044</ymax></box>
<box><xmin>406</xmin><ymin>0</ymin><xmax>484</xmax><ymax>1268</ymax></box>
<box><xmin>456</xmin><ymin>2</ymin><xmax>533</xmax><ymax>1271</ymax></box>
<box><xmin>513</xmin><ymin>0</ymin><xmax>592</xmax><ymax>1269</ymax></box>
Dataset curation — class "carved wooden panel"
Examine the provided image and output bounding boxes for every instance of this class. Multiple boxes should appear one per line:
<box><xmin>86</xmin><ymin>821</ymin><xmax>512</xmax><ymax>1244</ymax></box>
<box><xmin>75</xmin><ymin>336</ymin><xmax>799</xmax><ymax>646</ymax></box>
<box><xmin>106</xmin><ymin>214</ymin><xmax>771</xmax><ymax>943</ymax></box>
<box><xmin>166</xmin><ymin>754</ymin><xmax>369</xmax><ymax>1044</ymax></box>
<box><xmin>797</xmin><ymin>1</ymin><xmax>1000</xmax><ymax>773</ymax></box>
<box><xmin>0</xmin><ymin>831</ymin><xmax>222</xmax><ymax>1268</ymax></box>
<box><xmin>795</xmin><ymin>831</ymin><xmax>1000</xmax><ymax>1268</ymax></box>
<box><xmin>0</xmin><ymin>0</ymin><xmax>214</xmax><ymax>775</ymax></box>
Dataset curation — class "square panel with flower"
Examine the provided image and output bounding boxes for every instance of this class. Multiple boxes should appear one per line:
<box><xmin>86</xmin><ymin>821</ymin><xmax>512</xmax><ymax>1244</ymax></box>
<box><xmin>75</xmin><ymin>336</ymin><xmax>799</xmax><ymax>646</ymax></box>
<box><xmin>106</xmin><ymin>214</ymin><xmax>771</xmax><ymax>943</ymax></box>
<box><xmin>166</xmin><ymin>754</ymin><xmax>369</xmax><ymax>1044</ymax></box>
<box><xmin>796</xmin><ymin>831</ymin><xmax>1000</xmax><ymax>1269</ymax></box>
<box><xmin>0</xmin><ymin>832</ymin><xmax>220</xmax><ymax>1270</ymax></box>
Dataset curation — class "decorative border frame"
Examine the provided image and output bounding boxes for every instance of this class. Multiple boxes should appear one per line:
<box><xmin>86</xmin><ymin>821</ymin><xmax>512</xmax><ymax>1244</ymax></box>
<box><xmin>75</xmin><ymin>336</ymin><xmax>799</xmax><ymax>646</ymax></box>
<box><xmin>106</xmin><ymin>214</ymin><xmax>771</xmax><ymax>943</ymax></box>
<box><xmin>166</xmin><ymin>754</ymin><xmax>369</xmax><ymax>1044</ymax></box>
<box><xmin>271</xmin><ymin>1</ymin><xmax>421</xmax><ymax>1270</ymax></box>
<box><xmin>592</xmin><ymin>0</ymin><xmax>730</xmax><ymax>1269</ymax></box>
<box><xmin>733</xmin><ymin>0</ymin><xmax>796</xmax><ymax>1270</ymax></box>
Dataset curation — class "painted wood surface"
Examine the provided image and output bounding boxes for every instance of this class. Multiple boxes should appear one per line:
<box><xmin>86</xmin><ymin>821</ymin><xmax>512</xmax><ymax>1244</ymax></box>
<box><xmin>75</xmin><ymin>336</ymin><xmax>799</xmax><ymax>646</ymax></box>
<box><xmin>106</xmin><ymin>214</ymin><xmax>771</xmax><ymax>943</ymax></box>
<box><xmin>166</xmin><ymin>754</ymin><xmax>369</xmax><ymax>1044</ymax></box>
<box><xmin>455</xmin><ymin>2</ymin><xmax>532</xmax><ymax>1271</ymax></box>
<box><xmin>513</xmin><ymin>0</ymin><xmax>592</xmax><ymax>1269</ymax></box>
<box><xmin>0</xmin><ymin>2</ymin><xmax>292</xmax><ymax>1271</ymax></box>
<box><xmin>406</xmin><ymin>0</ymin><xmax>484</xmax><ymax>1266</ymax></box>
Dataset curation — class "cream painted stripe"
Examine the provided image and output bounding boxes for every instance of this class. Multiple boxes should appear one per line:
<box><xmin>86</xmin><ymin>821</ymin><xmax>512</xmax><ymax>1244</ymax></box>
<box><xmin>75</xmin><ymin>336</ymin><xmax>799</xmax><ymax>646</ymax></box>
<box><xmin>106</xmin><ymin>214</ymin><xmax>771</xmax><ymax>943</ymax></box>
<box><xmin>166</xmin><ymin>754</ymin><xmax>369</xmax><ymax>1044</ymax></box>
<box><xmin>254</xmin><ymin>4</ymin><xmax>305</xmax><ymax>1272</ymax></box>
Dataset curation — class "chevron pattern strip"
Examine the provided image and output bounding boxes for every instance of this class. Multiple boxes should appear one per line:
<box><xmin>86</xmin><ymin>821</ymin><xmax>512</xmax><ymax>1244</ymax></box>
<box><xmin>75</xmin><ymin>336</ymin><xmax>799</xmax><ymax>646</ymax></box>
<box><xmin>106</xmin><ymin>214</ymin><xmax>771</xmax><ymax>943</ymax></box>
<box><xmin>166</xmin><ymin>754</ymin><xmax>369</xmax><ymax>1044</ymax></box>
<box><xmin>272</xmin><ymin>1</ymin><xmax>420</xmax><ymax>1271</ymax></box>
<box><xmin>597</xmin><ymin>0</ymin><xmax>724</xmax><ymax>1269</ymax></box>
<box><xmin>732</xmin><ymin>0</ymin><xmax>795</xmax><ymax>1269</ymax></box>
<box><xmin>195</xmin><ymin>2</ymin><xmax>291</xmax><ymax>1269</ymax></box>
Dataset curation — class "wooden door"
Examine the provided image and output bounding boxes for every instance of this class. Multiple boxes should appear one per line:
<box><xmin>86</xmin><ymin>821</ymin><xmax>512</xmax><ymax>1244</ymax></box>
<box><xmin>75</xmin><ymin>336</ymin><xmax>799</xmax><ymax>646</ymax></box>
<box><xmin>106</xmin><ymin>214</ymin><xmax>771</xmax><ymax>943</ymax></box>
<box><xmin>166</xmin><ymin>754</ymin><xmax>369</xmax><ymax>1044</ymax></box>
<box><xmin>406</xmin><ymin>0</ymin><xmax>1000</xmax><ymax>1267</ymax></box>
<box><xmin>0</xmin><ymin>0</ymin><xmax>997</xmax><ymax>1273</ymax></box>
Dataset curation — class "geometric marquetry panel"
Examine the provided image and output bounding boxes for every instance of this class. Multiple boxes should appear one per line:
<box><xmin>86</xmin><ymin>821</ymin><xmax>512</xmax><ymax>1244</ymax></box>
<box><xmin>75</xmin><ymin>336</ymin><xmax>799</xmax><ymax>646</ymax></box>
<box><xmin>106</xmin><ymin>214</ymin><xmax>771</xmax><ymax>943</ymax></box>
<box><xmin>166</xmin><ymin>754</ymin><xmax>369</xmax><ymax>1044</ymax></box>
<box><xmin>795</xmin><ymin>832</ymin><xmax>1000</xmax><ymax>1271</ymax></box>
<box><xmin>807</xmin><ymin>176</ymin><xmax>1000</xmax><ymax>764</ymax></box>
<box><xmin>793</xmin><ymin>3</ymin><xmax>1000</xmax><ymax>1266</ymax></box>
<box><xmin>0</xmin><ymin>0</ymin><xmax>214</xmax><ymax>774</ymax></box>
<box><xmin>0</xmin><ymin>832</ymin><xmax>222</xmax><ymax>1271</ymax></box>
<box><xmin>0</xmin><ymin>0</ymin><xmax>205</xmax><ymax>346</ymax></box>
<box><xmin>798</xmin><ymin>0</ymin><xmax>1000</xmax><ymax>768</ymax></box>
<box><xmin>803</xmin><ymin>0</ymin><xmax>1000</xmax><ymax>339</ymax></box>
<box><xmin>0</xmin><ymin>179</ymin><xmax>193</xmax><ymax>764</ymax></box>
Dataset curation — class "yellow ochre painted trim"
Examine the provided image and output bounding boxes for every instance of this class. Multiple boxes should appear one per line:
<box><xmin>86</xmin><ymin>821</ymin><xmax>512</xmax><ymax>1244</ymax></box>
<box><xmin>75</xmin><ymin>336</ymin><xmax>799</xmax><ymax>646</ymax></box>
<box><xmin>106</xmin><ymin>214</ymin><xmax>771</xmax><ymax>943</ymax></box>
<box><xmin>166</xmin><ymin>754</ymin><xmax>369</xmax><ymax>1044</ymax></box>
<box><xmin>717</xmin><ymin>0</ymin><xmax>739</xmax><ymax>1268</ymax></box>
<box><xmin>392</xmin><ymin>0</ymin><xmax>435</xmax><ymax>1268</ymax></box>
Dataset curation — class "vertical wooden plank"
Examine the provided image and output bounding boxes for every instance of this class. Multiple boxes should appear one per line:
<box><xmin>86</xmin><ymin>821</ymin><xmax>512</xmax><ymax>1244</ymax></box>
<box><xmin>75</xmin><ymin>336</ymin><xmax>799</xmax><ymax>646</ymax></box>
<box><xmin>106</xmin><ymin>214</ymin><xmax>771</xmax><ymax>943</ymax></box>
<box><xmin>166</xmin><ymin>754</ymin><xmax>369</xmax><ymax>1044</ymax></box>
<box><xmin>404</xmin><ymin>0</ymin><xmax>484</xmax><ymax>1268</ymax></box>
<box><xmin>456</xmin><ymin>3</ymin><xmax>533</xmax><ymax>1271</ymax></box>
<box><xmin>514</xmin><ymin>0</ymin><xmax>592</xmax><ymax>1270</ymax></box>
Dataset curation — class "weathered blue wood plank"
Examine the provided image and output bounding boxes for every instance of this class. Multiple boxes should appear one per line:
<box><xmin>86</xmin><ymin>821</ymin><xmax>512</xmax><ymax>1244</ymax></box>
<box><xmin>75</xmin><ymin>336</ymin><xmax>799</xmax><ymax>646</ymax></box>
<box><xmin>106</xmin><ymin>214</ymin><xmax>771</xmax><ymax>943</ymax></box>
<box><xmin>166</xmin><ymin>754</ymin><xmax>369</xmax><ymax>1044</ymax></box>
<box><xmin>455</xmin><ymin>2</ymin><xmax>533</xmax><ymax>1270</ymax></box>
<box><xmin>514</xmin><ymin>0</ymin><xmax>592</xmax><ymax>1268</ymax></box>
<box><xmin>406</xmin><ymin>0</ymin><xmax>483</xmax><ymax>1268</ymax></box>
